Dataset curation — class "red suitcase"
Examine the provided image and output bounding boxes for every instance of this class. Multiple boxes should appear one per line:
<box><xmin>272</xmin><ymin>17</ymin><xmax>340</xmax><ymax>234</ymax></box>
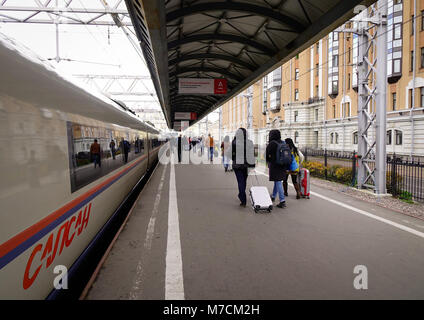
<box><xmin>299</xmin><ymin>168</ymin><xmax>310</xmax><ymax>199</ymax></box>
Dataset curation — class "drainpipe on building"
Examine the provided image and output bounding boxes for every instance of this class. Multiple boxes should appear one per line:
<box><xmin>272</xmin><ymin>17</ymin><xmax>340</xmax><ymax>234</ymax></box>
<box><xmin>342</xmin><ymin>29</ymin><xmax>347</xmax><ymax>155</ymax></box>
<box><xmin>323</xmin><ymin>36</ymin><xmax>328</xmax><ymax>152</ymax></box>
<box><xmin>289</xmin><ymin>59</ymin><xmax>293</xmax><ymax>138</ymax></box>
<box><xmin>410</xmin><ymin>0</ymin><xmax>417</xmax><ymax>159</ymax></box>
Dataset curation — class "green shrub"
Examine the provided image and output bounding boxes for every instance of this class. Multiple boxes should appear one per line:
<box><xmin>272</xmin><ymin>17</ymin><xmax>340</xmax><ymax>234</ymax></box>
<box><xmin>335</xmin><ymin>167</ymin><xmax>353</xmax><ymax>184</ymax></box>
<box><xmin>303</xmin><ymin>161</ymin><xmax>326</xmax><ymax>178</ymax></box>
<box><xmin>327</xmin><ymin>165</ymin><xmax>342</xmax><ymax>180</ymax></box>
<box><xmin>398</xmin><ymin>190</ymin><xmax>414</xmax><ymax>203</ymax></box>
<box><xmin>303</xmin><ymin>161</ymin><xmax>354</xmax><ymax>184</ymax></box>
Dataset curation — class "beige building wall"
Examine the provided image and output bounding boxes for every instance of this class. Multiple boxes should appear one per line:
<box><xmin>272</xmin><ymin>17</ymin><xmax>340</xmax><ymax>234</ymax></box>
<box><xmin>220</xmin><ymin>0</ymin><xmax>424</xmax><ymax>157</ymax></box>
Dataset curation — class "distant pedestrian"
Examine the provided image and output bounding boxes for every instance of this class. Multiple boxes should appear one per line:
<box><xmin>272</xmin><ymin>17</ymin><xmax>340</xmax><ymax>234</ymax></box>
<box><xmin>228</xmin><ymin>128</ymin><xmax>255</xmax><ymax>207</ymax></box>
<box><xmin>266</xmin><ymin>130</ymin><xmax>291</xmax><ymax>208</ymax></box>
<box><xmin>283</xmin><ymin>138</ymin><xmax>304</xmax><ymax>199</ymax></box>
<box><xmin>207</xmin><ymin>134</ymin><xmax>214</xmax><ymax>162</ymax></box>
<box><xmin>109</xmin><ymin>139</ymin><xmax>116</xmax><ymax>160</ymax></box>
<box><xmin>221</xmin><ymin>135</ymin><xmax>230</xmax><ymax>172</ymax></box>
<box><xmin>90</xmin><ymin>139</ymin><xmax>101</xmax><ymax>168</ymax></box>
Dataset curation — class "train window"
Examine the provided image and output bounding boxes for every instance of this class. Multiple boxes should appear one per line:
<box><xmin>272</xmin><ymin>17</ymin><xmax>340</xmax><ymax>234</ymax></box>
<box><xmin>152</xmin><ymin>138</ymin><xmax>161</xmax><ymax>148</ymax></box>
<box><xmin>67</xmin><ymin>121</ymin><xmax>148</xmax><ymax>193</ymax></box>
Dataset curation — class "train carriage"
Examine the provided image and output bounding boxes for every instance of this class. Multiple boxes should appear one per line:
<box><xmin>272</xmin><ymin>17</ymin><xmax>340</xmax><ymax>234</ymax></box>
<box><xmin>0</xmin><ymin>33</ymin><xmax>162</xmax><ymax>299</ymax></box>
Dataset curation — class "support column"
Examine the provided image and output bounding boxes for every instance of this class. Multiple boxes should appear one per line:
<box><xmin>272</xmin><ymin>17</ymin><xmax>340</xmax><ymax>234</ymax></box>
<box><xmin>357</xmin><ymin>12</ymin><xmax>368</xmax><ymax>189</ymax></box>
<box><xmin>356</xmin><ymin>0</ymin><xmax>387</xmax><ymax>194</ymax></box>
<box><xmin>375</xmin><ymin>0</ymin><xmax>388</xmax><ymax>194</ymax></box>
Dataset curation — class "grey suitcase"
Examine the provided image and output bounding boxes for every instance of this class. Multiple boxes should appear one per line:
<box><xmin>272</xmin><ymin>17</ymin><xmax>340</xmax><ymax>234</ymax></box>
<box><xmin>249</xmin><ymin>186</ymin><xmax>273</xmax><ymax>213</ymax></box>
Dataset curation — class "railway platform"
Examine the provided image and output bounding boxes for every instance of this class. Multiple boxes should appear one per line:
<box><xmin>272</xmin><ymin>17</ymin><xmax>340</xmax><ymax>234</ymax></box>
<box><xmin>84</xmin><ymin>158</ymin><xmax>424</xmax><ymax>300</ymax></box>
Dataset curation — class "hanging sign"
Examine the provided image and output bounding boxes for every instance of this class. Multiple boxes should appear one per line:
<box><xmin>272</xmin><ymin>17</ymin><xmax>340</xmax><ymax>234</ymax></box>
<box><xmin>174</xmin><ymin>112</ymin><xmax>197</xmax><ymax>120</ymax></box>
<box><xmin>178</xmin><ymin>78</ymin><xmax>227</xmax><ymax>95</ymax></box>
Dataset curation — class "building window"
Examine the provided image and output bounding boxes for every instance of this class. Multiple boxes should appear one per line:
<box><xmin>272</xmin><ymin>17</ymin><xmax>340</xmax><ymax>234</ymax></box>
<box><xmin>412</xmin><ymin>15</ymin><xmax>415</xmax><ymax>35</ymax></box>
<box><xmin>348</xmin><ymin>73</ymin><xmax>351</xmax><ymax>90</ymax></box>
<box><xmin>392</xmin><ymin>92</ymin><xmax>397</xmax><ymax>110</ymax></box>
<box><xmin>394</xmin><ymin>23</ymin><xmax>401</xmax><ymax>40</ymax></box>
<box><xmin>316</xmin><ymin>42</ymin><xmax>319</xmax><ymax>51</ymax></box>
<box><xmin>348</xmin><ymin>47</ymin><xmax>351</xmax><ymax>63</ymax></box>
<box><xmin>330</xmin><ymin>133</ymin><xmax>334</xmax><ymax>144</ymax></box>
<box><xmin>421</xmin><ymin>87</ymin><xmax>424</xmax><ymax>107</ymax></box>
<box><xmin>294</xmin><ymin>110</ymin><xmax>299</xmax><ymax>122</ymax></box>
<box><xmin>294</xmin><ymin>89</ymin><xmax>299</xmax><ymax>101</ymax></box>
<box><xmin>332</xmin><ymin>80</ymin><xmax>338</xmax><ymax>94</ymax></box>
<box><xmin>335</xmin><ymin>133</ymin><xmax>339</xmax><ymax>144</ymax></box>
<box><xmin>333</xmin><ymin>32</ymin><xmax>338</xmax><ymax>41</ymax></box>
<box><xmin>315</xmin><ymin>108</ymin><xmax>319</xmax><ymax>121</ymax></box>
<box><xmin>353</xmin><ymin>132</ymin><xmax>358</xmax><ymax>145</ymax></box>
<box><xmin>343</xmin><ymin>102</ymin><xmax>350</xmax><ymax>117</ymax></box>
<box><xmin>409</xmin><ymin>89</ymin><xmax>413</xmax><ymax>108</ymax></box>
<box><xmin>332</xmin><ymin>55</ymin><xmax>339</xmax><ymax>67</ymax></box>
<box><xmin>387</xmin><ymin>130</ymin><xmax>392</xmax><ymax>145</ymax></box>
<box><xmin>395</xmin><ymin>130</ymin><xmax>403</xmax><ymax>145</ymax></box>
<box><xmin>411</xmin><ymin>51</ymin><xmax>414</xmax><ymax>71</ymax></box>
<box><xmin>316</xmin><ymin>63</ymin><xmax>319</xmax><ymax>76</ymax></box>
<box><xmin>295</xmin><ymin>68</ymin><xmax>299</xmax><ymax>80</ymax></box>
<box><xmin>394</xmin><ymin>58</ymin><xmax>401</xmax><ymax>73</ymax></box>
<box><xmin>315</xmin><ymin>85</ymin><xmax>319</xmax><ymax>97</ymax></box>
<box><xmin>421</xmin><ymin>48</ymin><xmax>424</xmax><ymax>68</ymax></box>
<box><xmin>422</xmin><ymin>10</ymin><xmax>424</xmax><ymax>31</ymax></box>
<box><xmin>332</xmin><ymin>105</ymin><xmax>336</xmax><ymax>118</ymax></box>
<box><xmin>294</xmin><ymin>131</ymin><xmax>299</xmax><ymax>144</ymax></box>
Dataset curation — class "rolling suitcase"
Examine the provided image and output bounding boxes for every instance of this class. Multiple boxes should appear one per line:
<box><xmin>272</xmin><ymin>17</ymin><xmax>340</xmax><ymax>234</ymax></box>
<box><xmin>299</xmin><ymin>168</ymin><xmax>310</xmax><ymax>199</ymax></box>
<box><xmin>249</xmin><ymin>186</ymin><xmax>273</xmax><ymax>213</ymax></box>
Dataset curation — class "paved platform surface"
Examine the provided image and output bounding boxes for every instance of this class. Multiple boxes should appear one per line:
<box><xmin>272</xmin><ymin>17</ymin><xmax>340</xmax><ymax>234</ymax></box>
<box><xmin>86</xmin><ymin>161</ymin><xmax>424</xmax><ymax>300</ymax></box>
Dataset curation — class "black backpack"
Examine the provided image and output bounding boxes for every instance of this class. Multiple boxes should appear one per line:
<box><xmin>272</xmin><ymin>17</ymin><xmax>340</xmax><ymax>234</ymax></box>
<box><xmin>274</xmin><ymin>141</ymin><xmax>292</xmax><ymax>167</ymax></box>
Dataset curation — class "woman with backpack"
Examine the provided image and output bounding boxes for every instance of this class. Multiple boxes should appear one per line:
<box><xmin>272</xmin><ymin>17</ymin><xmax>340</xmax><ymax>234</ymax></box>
<box><xmin>283</xmin><ymin>138</ymin><xmax>304</xmax><ymax>199</ymax></box>
<box><xmin>266</xmin><ymin>129</ymin><xmax>288</xmax><ymax>208</ymax></box>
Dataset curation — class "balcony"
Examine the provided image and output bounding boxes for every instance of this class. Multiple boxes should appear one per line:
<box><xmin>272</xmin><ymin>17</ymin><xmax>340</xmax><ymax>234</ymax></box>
<box><xmin>269</xmin><ymin>90</ymin><xmax>281</xmax><ymax>111</ymax></box>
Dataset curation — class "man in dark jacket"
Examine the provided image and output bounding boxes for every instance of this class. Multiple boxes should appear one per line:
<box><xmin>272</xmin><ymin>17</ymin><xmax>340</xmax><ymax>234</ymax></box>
<box><xmin>266</xmin><ymin>129</ymin><xmax>288</xmax><ymax>208</ymax></box>
<box><xmin>227</xmin><ymin>128</ymin><xmax>255</xmax><ymax>207</ymax></box>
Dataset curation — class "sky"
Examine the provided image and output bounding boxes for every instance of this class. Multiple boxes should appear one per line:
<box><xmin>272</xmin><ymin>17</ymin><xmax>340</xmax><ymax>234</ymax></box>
<box><xmin>0</xmin><ymin>0</ymin><xmax>219</xmax><ymax>130</ymax></box>
<box><xmin>0</xmin><ymin>1</ymin><xmax>162</xmax><ymax>118</ymax></box>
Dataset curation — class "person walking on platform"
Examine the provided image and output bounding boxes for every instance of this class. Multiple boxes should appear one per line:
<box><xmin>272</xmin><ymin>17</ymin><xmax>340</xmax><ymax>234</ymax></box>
<box><xmin>90</xmin><ymin>139</ymin><xmax>101</xmax><ymax>168</ymax></box>
<box><xmin>207</xmin><ymin>134</ymin><xmax>214</xmax><ymax>162</ymax></box>
<box><xmin>283</xmin><ymin>138</ymin><xmax>304</xmax><ymax>199</ymax></box>
<box><xmin>266</xmin><ymin>130</ymin><xmax>290</xmax><ymax>208</ymax></box>
<box><xmin>228</xmin><ymin>128</ymin><xmax>255</xmax><ymax>207</ymax></box>
<box><xmin>221</xmin><ymin>135</ymin><xmax>230</xmax><ymax>172</ymax></box>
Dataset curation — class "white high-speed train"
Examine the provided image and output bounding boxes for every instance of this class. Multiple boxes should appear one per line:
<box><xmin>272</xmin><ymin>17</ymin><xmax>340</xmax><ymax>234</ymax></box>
<box><xmin>0</xmin><ymin>34</ymin><xmax>163</xmax><ymax>299</ymax></box>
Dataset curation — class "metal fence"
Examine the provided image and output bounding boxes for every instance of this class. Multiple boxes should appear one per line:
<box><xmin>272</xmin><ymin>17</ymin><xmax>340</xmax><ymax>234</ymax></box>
<box><xmin>301</xmin><ymin>148</ymin><xmax>424</xmax><ymax>202</ymax></box>
<box><xmin>387</xmin><ymin>156</ymin><xmax>424</xmax><ymax>202</ymax></box>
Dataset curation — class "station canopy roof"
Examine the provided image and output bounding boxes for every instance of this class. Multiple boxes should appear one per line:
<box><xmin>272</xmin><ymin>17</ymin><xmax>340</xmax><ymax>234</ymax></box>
<box><xmin>125</xmin><ymin>0</ymin><xmax>375</xmax><ymax>129</ymax></box>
